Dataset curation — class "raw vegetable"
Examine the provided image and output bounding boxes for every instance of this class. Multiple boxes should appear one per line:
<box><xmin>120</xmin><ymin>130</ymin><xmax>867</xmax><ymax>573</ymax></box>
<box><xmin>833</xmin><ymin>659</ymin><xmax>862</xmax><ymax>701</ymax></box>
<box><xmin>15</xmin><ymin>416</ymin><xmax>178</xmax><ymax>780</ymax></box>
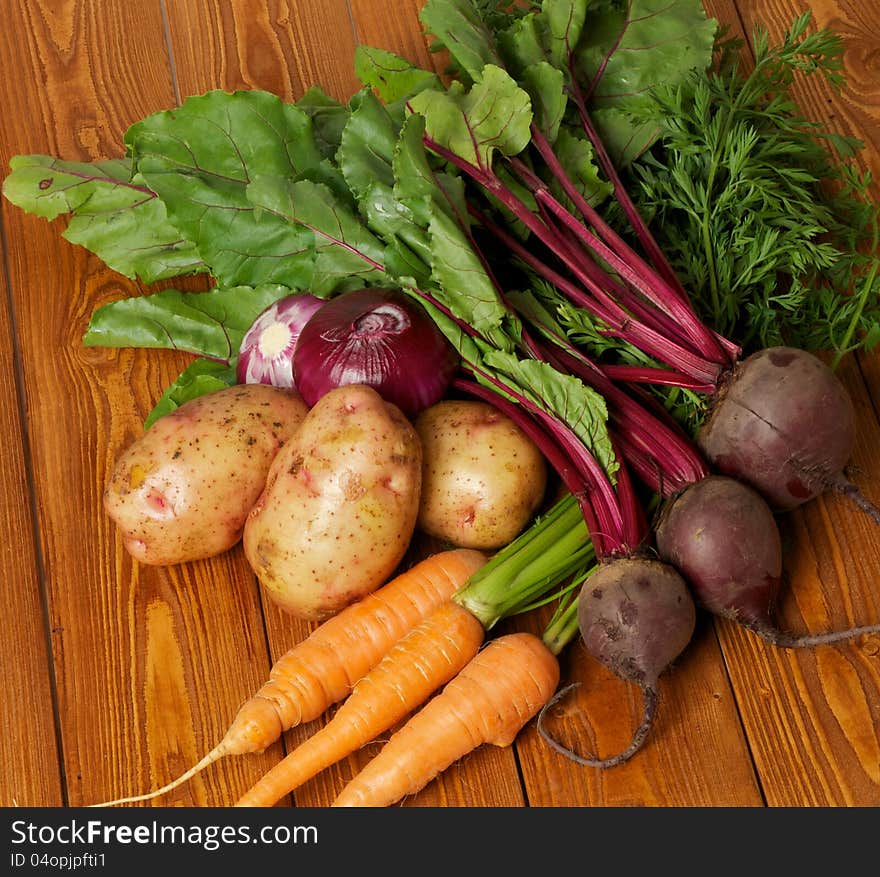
<box><xmin>103</xmin><ymin>383</ymin><xmax>308</xmax><ymax>565</ymax></box>
<box><xmin>90</xmin><ymin>547</ymin><xmax>488</xmax><ymax>807</ymax></box>
<box><xmin>243</xmin><ymin>384</ymin><xmax>423</xmax><ymax>620</ymax></box>
<box><xmin>414</xmin><ymin>399</ymin><xmax>548</xmax><ymax>549</ymax></box>
<box><xmin>94</xmin><ymin>488</ymin><xmax>595</xmax><ymax>807</ymax></box>
<box><xmin>237</xmin><ymin>293</ymin><xmax>324</xmax><ymax>387</ymax></box>
<box><xmin>538</xmin><ymin>557</ymin><xmax>696</xmax><ymax>769</ymax></box>
<box><xmin>234</xmin><ymin>600</ymin><xmax>485</xmax><ymax>806</ymax></box>
<box><xmin>655</xmin><ymin>475</ymin><xmax>880</xmax><ymax>647</ymax></box>
<box><xmin>331</xmin><ymin>631</ymin><xmax>560</xmax><ymax>807</ymax></box>
<box><xmin>4</xmin><ymin>0</ymin><xmax>878</xmax><ymax>791</ymax></box>
<box><xmin>235</xmin><ymin>488</ymin><xmax>598</xmax><ymax>807</ymax></box>
<box><xmin>657</xmin><ymin>476</ymin><xmax>782</xmax><ymax>631</ymax></box>
<box><xmin>623</xmin><ymin>16</ymin><xmax>880</xmax><ymax>358</ymax></box>
<box><xmin>697</xmin><ymin>347</ymin><xmax>879</xmax><ymax>520</ymax></box>
<box><xmin>292</xmin><ymin>287</ymin><xmax>460</xmax><ymax>416</ymax></box>
<box><xmin>406</xmin><ymin>0</ymin><xmax>880</xmax><ymax>529</ymax></box>
<box><xmin>402</xmin><ymin>1</ymin><xmax>880</xmax><ymax>713</ymax></box>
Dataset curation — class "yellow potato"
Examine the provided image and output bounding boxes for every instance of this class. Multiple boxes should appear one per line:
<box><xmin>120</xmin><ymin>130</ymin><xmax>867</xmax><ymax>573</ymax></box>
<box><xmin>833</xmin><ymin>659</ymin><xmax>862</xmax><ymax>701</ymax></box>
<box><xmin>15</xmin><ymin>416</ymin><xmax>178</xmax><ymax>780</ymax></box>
<box><xmin>243</xmin><ymin>384</ymin><xmax>422</xmax><ymax>621</ymax></box>
<box><xmin>415</xmin><ymin>399</ymin><xmax>547</xmax><ymax>549</ymax></box>
<box><xmin>104</xmin><ymin>384</ymin><xmax>309</xmax><ymax>565</ymax></box>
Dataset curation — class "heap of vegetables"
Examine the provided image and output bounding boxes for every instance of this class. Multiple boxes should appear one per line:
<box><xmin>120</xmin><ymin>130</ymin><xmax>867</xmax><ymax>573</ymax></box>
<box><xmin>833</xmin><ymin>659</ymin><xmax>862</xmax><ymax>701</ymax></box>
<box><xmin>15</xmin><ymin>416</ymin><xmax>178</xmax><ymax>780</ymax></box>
<box><xmin>4</xmin><ymin>0</ymin><xmax>880</xmax><ymax>806</ymax></box>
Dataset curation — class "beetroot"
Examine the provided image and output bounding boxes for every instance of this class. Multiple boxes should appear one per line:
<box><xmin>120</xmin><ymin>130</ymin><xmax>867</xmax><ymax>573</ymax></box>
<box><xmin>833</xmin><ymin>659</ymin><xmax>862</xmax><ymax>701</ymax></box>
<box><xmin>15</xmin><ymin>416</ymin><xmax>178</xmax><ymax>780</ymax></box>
<box><xmin>538</xmin><ymin>556</ymin><xmax>696</xmax><ymax>768</ymax></box>
<box><xmin>656</xmin><ymin>475</ymin><xmax>782</xmax><ymax>630</ymax></box>
<box><xmin>656</xmin><ymin>474</ymin><xmax>880</xmax><ymax>647</ymax></box>
<box><xmin>698</xmin><ymin>347</ymin><xmax>880</xmax><ymax>523</ymax></box>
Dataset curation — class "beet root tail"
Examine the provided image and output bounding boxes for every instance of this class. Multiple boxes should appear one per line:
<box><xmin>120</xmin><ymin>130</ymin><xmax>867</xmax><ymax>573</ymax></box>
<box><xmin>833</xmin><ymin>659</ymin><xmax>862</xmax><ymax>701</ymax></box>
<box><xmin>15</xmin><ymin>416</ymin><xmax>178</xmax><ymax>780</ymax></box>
<box><xmin>536</xmin><ymin>682</ymin><xmax>659</xmax><ymax>770</ymax></box>
<box><xmin>828</xmin><ymin>471</ymin><xmax>880</xmax><ymax>527</ymax></box>
<box><xmin>749</xmin><ymin>620</ymin><xmax>880</xmax><ymax>650</ymax></box>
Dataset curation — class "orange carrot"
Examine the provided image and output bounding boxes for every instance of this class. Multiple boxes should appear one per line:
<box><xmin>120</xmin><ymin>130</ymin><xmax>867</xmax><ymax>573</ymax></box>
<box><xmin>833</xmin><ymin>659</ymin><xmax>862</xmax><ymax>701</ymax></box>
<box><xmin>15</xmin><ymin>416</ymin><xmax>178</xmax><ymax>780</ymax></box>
<box><xmin>91</xmin><ymin>547</ymin><xmax>487</xmax><ymax>807</ymax></box>
<box><xmin>235</xmin><ymin>600</ymin><xmax>485</xmax><ymax>806</ymax></box>
<box><xmin>331</xmin><ymin>631</ymin><xmax>561</xmax><ymax>807</ymax></box>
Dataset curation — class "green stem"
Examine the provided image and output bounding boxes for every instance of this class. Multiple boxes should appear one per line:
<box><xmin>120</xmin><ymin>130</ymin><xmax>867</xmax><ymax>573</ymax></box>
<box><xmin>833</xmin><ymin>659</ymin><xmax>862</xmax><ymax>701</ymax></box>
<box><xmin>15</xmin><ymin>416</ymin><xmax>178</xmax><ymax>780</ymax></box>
<box><xmin>540</xmin><ymin>562</ymin><xmax>597</xmax><ymax>656</ymax></box>
<box><xmin>699</xmin><ymin>150</ymin><xmax>724</xmax><ymax>323</ymax></box>
<box><xmin>831</xmin><ymin>254</ymin><xmax>879</xmax><ymax>371</ymax></box>
<box><xmin>453</xmin><ymin>492</ymin><xmax>595</xmax><ymax>629</ymax></box>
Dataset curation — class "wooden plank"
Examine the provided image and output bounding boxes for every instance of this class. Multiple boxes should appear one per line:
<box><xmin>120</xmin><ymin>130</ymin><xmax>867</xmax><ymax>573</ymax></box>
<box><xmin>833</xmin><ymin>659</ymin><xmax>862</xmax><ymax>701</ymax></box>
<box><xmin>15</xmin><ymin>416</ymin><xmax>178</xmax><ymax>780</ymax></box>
<box><xmin>0</xmin><ymin>230</ymin><xmax>62</xmax><ymax>807</ymax></box>
<box><xmin>164</xmin><ymin>0</ymin><xmax>362</xmax><ymax>102</ymax></box>
<box><xmin>0</xmin><ymin>0</ymin><xmax>282</xmax><ymax>807</ymax></box>
<box><xmin>0</xmin><ymin>0</ymin><xmax>144</xmax><ymax>811</ymax></box>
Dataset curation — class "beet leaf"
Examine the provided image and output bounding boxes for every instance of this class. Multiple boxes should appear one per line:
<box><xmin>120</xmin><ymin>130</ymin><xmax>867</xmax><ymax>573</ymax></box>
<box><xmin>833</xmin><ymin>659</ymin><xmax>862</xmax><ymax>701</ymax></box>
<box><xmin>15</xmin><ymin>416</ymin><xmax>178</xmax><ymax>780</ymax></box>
<box><xmin>124</xmin><ymin>90</ymin><xmax>337</xmax><ymax>290</ymax></box>
<box><xmin>1</xmin><ymin>155</ymin><xmax>205</xmax><ymax>283</ymax></box>
<box><xmin>83</xmin><ymin>283</ymin><xmax>295</xmax><ymax>363</ymax></box>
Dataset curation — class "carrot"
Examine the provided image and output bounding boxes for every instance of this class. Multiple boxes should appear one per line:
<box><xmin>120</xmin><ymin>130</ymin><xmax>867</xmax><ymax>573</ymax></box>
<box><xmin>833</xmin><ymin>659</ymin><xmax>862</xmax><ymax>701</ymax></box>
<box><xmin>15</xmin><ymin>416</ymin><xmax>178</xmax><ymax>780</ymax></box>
<box><xmin>235</xmin><ymin>600</ymin><xmax>485</xmax><ymax>806</ymax></box>
<box><xmin>331</xmin><ymin>631</ymin><xmax>561</xmax><ymax>807</ymax></box>
<box><xmin>91</xmin><ymin>547</ymin><xmax>487</xmax><ymax>807</ymax></box>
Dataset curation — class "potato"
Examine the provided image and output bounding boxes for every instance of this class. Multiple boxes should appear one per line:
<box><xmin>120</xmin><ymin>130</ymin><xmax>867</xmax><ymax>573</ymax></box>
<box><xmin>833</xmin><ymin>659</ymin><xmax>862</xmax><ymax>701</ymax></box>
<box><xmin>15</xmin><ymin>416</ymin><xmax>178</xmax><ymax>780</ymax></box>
<box><xmin>414</xmin><ymin>399</ymin><xmax>547</xmax><ymax>549</ymax></box>
<box><xmin>243</xmin><ymin>384</ymin><xmax>422</xmax><ymax>620</ymax></box>
<box><xmin>104</xmin><ymin>384</ymin><xmax>309</xmax><ymax>565</ymax></box>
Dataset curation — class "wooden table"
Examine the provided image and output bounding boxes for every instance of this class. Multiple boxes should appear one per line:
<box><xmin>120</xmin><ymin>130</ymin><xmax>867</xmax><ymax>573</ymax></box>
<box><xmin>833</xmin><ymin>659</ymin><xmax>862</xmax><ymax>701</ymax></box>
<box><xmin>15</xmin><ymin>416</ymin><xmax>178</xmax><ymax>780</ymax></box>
<box><xmin>1</xmin><ymin>0</ymin><xmax>878</xmax><ymax>809</ymax></box>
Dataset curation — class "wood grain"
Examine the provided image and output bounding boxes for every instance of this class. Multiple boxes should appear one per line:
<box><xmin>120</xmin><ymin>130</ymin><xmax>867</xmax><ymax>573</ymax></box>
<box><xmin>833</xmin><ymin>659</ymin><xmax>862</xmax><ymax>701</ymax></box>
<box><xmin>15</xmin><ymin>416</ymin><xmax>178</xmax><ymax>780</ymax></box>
<box><xmin>164</xmin><ymin>0</ymin><xmax>362</xmax><ymax>103</ymax></box>
<box><xmin>0</xmin><ymin>228</ymin><xmax>62</xmax><ymax>808</ymax></box>
<box><xmin>0</xmin><ymin>0</ymin><xmax>878</xmax><ymax>810</ymax></box>
<box><xmin>349</xmin><ymin>0</ymin><xmax>448</xmax><ymax>75</ymax></box>
<box><xmin>518</xmin><ymin>614</ymin><xmax>764</xmax><ymax>806</ymax></box>
<box><xmin>0</xmin><ymin>0</ymin><xmax>282</xmax><ymax>808</ymax></box>
<box><xmin>702</xmin><ymin>0</ymin><xmax>880</xmax><ymax>807</ymax></box>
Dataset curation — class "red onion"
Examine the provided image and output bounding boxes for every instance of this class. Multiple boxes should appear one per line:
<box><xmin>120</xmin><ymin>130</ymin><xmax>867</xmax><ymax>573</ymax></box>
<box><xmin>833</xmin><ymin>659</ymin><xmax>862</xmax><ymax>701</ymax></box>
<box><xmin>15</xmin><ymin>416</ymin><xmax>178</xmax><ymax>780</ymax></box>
<box><xmin>236</xmin><ymin>293</ymin><xmax>324</xmax><ymax>388</ymax></box>
<box><xmin>293</xmin><ymin>287</ymin><xmax>459</xmax><ymax>416</ymax></box>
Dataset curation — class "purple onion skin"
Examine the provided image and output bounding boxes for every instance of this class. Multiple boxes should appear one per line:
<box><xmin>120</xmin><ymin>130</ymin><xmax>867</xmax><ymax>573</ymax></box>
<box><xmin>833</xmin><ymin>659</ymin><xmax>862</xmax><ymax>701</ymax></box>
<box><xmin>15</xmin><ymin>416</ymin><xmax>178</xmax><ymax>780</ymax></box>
<box><xmin>293</xmin><ymin>287</ymin><xmax>460</xmax><ymax>417</ymax></box>
<box><xmin>236</xmin><ymin>293</ymin><xmax>324</xmax><ymax>388</ymax></box>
